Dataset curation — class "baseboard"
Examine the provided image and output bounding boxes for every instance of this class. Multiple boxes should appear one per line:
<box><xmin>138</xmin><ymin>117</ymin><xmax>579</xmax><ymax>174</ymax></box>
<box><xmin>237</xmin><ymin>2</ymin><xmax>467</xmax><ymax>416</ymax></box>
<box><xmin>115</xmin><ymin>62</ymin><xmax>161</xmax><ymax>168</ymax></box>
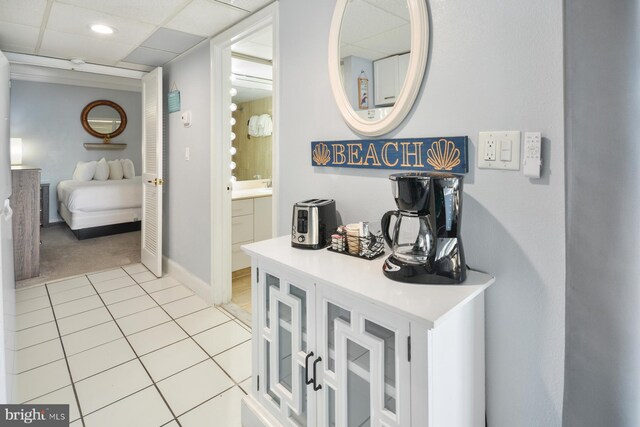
<box><xmin>241</xmin><ymin>395</ymin><xmax>281</xmax><ymax>427</ymax></box>
<box><xmin>162</xmin><ymin>256</ymin><xmax>213</xmax><ymax>304</ymax></box>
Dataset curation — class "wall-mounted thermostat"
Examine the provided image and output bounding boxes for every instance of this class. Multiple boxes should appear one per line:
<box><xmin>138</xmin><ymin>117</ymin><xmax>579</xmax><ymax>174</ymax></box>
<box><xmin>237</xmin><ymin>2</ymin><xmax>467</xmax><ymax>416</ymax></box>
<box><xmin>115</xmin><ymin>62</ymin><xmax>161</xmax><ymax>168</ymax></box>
<box><xmin>181</xmin><ymin>111</ymin><xmax>192</xmax><ymax>127</ymax></box>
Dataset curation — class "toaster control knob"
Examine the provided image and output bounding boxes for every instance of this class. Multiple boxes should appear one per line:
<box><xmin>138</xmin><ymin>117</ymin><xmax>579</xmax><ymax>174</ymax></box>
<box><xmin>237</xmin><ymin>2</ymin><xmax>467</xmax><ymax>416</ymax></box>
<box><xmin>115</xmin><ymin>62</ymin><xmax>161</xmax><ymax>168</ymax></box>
<box><xmin>298</xmin><ymin>236</ymin><xmax>305</xmax><ymax>243</ymax></box>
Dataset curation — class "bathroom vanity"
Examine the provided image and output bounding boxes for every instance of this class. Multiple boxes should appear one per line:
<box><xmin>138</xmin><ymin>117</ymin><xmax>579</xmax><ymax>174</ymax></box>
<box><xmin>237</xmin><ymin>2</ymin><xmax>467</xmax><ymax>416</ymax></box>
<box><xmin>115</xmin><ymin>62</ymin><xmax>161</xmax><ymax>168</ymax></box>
<box><xmin>241</xmin><ymin>236</ymin><xmax>494</xmax><ymax>427</ymax></box>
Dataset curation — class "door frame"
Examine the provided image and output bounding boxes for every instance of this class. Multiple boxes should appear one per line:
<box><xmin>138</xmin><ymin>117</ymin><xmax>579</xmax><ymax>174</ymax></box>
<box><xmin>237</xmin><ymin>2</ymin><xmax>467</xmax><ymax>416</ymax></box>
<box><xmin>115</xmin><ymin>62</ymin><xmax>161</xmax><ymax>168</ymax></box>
<box><xmin>210</xmin><ymin>3</ymin><xmax>279</xmax><ymax>304</ymax></box>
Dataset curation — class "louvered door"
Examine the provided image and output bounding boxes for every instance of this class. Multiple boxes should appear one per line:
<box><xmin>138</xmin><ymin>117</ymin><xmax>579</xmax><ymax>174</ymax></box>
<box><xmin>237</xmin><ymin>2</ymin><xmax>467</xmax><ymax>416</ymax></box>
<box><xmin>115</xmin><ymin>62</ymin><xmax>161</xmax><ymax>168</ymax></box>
<box><xmin>141</xmin><ymin>67</ymin><xmax>163</xmax><ymax>277</ymax></box>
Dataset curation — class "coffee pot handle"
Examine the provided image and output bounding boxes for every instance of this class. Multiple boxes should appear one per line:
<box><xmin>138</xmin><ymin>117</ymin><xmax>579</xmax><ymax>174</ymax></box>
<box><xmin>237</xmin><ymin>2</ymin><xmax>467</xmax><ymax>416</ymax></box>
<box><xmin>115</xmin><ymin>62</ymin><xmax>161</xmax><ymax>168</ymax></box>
<box><xmin>381</xmin><ymin>210</ymin><xmax>399</xmax><ymax>248</ymax></box>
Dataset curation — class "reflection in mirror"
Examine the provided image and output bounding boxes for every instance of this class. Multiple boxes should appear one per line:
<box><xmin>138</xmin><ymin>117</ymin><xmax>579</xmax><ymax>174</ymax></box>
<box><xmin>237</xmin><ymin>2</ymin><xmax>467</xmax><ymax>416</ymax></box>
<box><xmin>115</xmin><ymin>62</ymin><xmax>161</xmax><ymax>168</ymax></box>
<box><xmin>230</xmin><ymin>25</ymin><xmax>273</xmax><ymax>183</ymax></box>
<box><xmin>340</xmin><ymin>0</ymin><xmax>410</xmax><ymax>122</ymax></box>
<box><xmin>81</xmin><ymin>100</ymin><xmax>127</xmax><ymax>141</ymax></box>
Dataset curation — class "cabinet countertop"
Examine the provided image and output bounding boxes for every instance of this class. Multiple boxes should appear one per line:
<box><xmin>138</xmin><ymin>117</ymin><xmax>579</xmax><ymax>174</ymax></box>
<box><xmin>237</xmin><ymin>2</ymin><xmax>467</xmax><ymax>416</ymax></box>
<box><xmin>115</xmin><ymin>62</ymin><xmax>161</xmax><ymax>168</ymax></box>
<box><xmin>231</xmin><ymin>188</ymin><xmax>272</xmax><ymax>201</ymax></box>
<box><xmin>242</xmin><ymin>235</ymin><xmax>494</xmax><ymax>329</ymax></box>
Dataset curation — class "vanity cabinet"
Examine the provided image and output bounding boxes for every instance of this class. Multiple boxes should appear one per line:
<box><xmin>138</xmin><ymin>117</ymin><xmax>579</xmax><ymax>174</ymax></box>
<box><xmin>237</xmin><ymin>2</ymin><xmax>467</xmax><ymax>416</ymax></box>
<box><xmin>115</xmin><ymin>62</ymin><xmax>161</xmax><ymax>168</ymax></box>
<box><xmin>374</xmin><ymin>53</ymin><xmax>410</xmax><ymax>107</ymax></box>
<box><xmin>231</xmin><ymin>196</ymin><xmax>272</xmax><ymax>271</ymax></box>
<box><xmin>242</xmin><ymin>236</ymin><xmax>494</xmax><ymax>427</ymax></box>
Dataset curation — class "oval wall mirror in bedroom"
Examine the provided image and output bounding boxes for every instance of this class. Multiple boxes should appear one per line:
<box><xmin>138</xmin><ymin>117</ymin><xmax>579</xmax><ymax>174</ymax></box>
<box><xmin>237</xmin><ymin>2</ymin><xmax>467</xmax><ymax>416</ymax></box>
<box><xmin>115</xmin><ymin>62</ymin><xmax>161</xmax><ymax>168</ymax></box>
<box><xmin>327</xmin><ymin>0</ymin><xmax>430</xmax><ymax>136</ymax></box>
<box><xmin>81</xmin><ymin>100</ymin><xmax>128</xmax><ymax>142</ymax></box>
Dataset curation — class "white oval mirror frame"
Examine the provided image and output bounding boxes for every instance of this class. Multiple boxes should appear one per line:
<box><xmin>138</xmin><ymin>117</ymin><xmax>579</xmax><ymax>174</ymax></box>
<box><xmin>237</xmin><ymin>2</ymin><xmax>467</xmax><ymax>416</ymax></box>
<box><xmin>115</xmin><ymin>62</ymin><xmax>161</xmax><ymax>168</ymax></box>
<box><xmin>328</xmin><ymin>0</ymin><xmax>429</xmax><ymax>137</ymax></box>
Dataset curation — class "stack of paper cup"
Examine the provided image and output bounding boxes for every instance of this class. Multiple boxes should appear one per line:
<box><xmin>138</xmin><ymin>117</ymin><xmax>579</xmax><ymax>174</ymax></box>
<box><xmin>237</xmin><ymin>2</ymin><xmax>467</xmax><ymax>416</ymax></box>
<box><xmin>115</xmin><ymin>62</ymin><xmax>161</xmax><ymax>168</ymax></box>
<box><xmin>345</xmin><ymin>223</ymin><xmax>360</xmax><ymax>255</ymax></box>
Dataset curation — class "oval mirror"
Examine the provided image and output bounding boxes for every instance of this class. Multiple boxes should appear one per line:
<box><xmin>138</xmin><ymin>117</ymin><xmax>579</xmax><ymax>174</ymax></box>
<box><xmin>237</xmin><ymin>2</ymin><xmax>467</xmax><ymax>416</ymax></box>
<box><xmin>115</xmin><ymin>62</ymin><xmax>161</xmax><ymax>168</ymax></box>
<box><xmin>328</xmin><ymin>0</ymin><xmax>429</xmax><ymax>136</ymax></box>
<box><xmin>81</xmin><ymin>100</ymin><xmax>127</xmax><ymax>141</ymax></box>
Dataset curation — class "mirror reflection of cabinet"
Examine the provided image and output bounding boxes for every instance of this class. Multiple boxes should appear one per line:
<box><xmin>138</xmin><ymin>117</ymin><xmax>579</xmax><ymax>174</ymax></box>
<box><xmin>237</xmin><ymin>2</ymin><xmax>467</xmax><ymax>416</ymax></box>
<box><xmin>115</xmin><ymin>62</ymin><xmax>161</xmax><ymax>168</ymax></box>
<box><xmin>374</xmin><ymin>54</ymin><xmax>410</xmax><ymax>107</ymax></box>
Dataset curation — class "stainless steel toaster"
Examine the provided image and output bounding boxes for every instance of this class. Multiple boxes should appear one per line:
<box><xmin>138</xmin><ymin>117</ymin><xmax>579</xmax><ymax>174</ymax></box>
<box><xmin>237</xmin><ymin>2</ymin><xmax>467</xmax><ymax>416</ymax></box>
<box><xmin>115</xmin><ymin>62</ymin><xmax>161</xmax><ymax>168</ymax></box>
<box><xmin>291</xmin><ymin>199</ymin><xmax>337</xmax><ymax>249</ymax></box>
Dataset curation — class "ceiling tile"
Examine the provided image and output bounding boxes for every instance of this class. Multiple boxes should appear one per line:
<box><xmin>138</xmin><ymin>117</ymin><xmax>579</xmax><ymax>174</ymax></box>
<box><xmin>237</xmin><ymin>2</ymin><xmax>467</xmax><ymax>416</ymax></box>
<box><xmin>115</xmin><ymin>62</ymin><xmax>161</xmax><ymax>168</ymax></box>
<box><xmin>340</xmin><ymin>44</ymin><xmax>386</xmax><ymax>62</ymax></box>
<box><xmin>57</xmin><ymin>0</ymin><xmax>190</xmax><ymax>26</ymax></box>
<box><xmin>232</xmin><ymin>41</ymin><xmax>272</xmax><ymax>61</ymax></box>
<box><xmin>355</xmin><ymin>24</ymin><xmax>411</xmax><ymax>57</ymax></box>
<box><xmin>47</xmin><ymin>2</ymin><xmax>156</xmax><ymax>47</ymax></box>
<box><xmin>362</xmin><ymin>0</ymin><xmax>409</xmax><ymax>21</ymax></box>
<box><xmin>164</xmin><ymin>0</ymin><xmax>249</xmax><ymax>37</ymax></box>
<box><xmin>123</xmin><ymin>47</ymin><xmax>178</xmax><ymax>67</ymax></box>
<box><xmin>40</xmin><ymin>30</ymin><xmax>135</xmax><ymax>65</ymax></box>
<box><xmin>116</xmin><ymin>61</ymin><xmax>155</xmax><ymax>72</ymax></box>
<box><xmin>0</xmin><ymin>22</ymin><xmax>40</xmax><ymax>54</ymax></box>
<box><xmin>340</xmin><ymin>1</ymin><xmax>406</xmax><ymax>45</ymax></box>
<box><xmin>215</xmin><ymin>0</ymin><xmax>273</xmax><ymax>13</ymax></box>
<box><xmin>0</xmin><ymin>0</ymin><xmax>47</xmax><ymax>28</ymax></box>
<box><xmin>142</xmin><ymin>28</ymin><xmax>205</xmax><ymax>54</ymax></box>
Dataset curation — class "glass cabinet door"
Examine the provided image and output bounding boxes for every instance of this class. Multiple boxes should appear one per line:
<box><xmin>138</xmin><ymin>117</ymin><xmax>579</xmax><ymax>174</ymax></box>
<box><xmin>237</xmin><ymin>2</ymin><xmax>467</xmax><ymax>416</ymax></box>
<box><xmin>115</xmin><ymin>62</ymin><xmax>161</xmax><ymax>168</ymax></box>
<box><xmin>257</xmin><ymin>263</ymin><xmax>316</xmax><ymax>426</ymax></box>
<box><xmin>317</xmin><ymin>288</ymin><xmax>411</xmax><ymax>427</ymax></box>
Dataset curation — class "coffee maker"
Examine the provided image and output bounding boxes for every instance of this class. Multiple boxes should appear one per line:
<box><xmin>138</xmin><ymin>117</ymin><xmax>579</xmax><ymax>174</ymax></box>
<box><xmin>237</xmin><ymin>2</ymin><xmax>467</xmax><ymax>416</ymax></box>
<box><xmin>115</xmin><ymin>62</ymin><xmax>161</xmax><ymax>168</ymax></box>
<box><xmin>381</xmin><ymin>172</ymin><xmax>467</xmax><ymax>284</ymax></box>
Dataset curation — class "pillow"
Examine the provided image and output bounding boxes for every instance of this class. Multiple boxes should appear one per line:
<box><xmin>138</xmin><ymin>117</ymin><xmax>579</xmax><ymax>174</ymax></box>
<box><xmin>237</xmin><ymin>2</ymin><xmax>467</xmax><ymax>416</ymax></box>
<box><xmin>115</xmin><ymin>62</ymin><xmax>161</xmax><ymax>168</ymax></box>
<box><xmin>72</xmin><ymin>161</ymin><xmax>97</xmax><ymax>182</ymax></box>
<box><xmin>93</xmin><ymin>158</ymin><xmax>109</xmax><ymax>181</ymax></box>
<box><xmin>120</xmin><ymin>158</ymin><xmax>135</xmax><ymax>179</ymax></box>
<box><xmin>108</xmin><ymin>160</ymin><xmax>124</xmax><ymax>180</ymax></box>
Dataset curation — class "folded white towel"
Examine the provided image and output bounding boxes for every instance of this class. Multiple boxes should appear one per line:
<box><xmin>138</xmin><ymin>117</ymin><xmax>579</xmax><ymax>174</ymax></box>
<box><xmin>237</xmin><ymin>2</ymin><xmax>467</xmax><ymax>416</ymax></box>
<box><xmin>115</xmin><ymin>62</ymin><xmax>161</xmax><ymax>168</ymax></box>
<box><xmin>256</xmin><ymin>114</ymin><xmax>272</xmax><ymax>137</ymax></box>
<box><xmin>248</xmin><ymin>115</ymin><xmax>259</xmax><ymax>137</ymax></box>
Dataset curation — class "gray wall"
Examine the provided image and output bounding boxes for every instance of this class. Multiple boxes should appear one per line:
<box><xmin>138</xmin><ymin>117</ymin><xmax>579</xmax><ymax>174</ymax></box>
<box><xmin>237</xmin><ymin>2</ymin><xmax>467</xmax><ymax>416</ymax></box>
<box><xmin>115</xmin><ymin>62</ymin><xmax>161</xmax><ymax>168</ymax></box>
<box><xmin>9</xmin><ymin>81</ymin><xmax>142</xmax><ymax>222</ymax></box>
<box><xmin>279</xmin><ymin>0</ymin><xmax>565</xmax><ymax>425</ymax></box>
<box><xmin>563</xmin><ymin>1</ymin><xmax>640</xmax><ymax>426</ymax></box>
<box><xmin>162</xmin><ymin>42</ymin><xmax>211</xmax><ymax>284</ymax></box>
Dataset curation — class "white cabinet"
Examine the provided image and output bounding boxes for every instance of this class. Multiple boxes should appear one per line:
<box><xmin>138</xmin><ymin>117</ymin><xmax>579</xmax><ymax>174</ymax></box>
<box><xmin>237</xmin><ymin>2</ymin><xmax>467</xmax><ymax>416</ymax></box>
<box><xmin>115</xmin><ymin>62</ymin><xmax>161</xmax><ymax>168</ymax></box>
<box><xmin>231</xmin><ymin>196</ymin><xmax>272</xmax><ymax>271</ymax></box>
<box><xmin>374</xmin><ymin>53</ymin><xmax>410</xmax><ymax>107</ymax></box>
<box><xmin>242</xmin><ymin>237</ymin><xmax>494</xmax><ymax>427</ymax></box>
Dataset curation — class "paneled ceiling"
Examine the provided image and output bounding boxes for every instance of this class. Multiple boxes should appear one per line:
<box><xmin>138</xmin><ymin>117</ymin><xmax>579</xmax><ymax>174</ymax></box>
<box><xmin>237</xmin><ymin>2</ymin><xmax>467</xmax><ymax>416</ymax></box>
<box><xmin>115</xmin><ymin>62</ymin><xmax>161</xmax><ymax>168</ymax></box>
<box><xmin>0</xmin><ymin>0</ymin><xmax>273</xmax><ymax>71</ymax></box>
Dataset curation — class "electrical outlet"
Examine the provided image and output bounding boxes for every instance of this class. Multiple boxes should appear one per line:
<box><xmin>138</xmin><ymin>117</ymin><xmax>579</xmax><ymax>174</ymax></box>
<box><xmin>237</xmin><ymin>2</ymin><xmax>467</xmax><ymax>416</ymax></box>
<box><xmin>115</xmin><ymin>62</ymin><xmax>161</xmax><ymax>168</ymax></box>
<box><xmin>478</xmin><ymin>131</ymin><xmax>521</xmax><ymax>170</ymax></box>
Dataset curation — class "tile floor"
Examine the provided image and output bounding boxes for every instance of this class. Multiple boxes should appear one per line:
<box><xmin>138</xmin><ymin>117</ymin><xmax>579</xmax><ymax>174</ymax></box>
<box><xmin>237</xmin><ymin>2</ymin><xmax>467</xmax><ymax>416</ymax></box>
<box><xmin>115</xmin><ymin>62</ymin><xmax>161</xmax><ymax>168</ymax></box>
<box><xmin>13</xmin><ymin>264</ymin><xmax>252</xmax><ymax>427</ymax></box>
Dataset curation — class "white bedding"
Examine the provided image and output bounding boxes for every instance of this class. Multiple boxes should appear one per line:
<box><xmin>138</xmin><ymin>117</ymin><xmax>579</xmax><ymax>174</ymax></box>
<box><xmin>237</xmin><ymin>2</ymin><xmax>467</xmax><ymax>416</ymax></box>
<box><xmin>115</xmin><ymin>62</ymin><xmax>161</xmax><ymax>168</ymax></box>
<box><xmin>57</xmin><ymin>176</ymin><xmax>142</xmax><ymax>212</ymax></box>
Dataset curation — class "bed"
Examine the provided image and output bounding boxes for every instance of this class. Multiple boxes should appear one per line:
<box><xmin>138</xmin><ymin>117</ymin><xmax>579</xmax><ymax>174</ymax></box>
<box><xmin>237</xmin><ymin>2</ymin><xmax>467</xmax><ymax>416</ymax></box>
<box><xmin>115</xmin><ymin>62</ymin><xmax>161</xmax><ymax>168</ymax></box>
<box><xmin>57</xmin><ymin>176</ymin><xmax>142</xmax><ymax>239</ymax></box>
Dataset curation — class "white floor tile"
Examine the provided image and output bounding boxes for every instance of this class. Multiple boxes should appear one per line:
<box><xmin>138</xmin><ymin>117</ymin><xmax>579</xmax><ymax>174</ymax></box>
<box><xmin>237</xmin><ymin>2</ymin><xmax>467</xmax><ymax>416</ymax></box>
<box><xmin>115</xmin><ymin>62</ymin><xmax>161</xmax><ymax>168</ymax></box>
<box><xmin>75</xmin><ymin>359</ymin><xmax>152</xmax><ymax>415</ymax></box>
<box><xmin>15</xmin><ymin>339</ymin><xmax>64</xmax><ymax>373</ymax></box>
<box><xmin>193</xmin><ymin>321</ymin><xmax>251</xmax><ymax>357</ymax></box>
<box><xmin>14</xmin><ymin>359</ymin><xmax>70</xmax><ymax>403</ymax></box>
<box><xmin>101</xmin><ymin>285</ymin><xmax>146</xmax><ymax>305</ymax></box>
<box><xmin>162</xmin><ymin>421</ymin><xmax>179</xmax><ymax>427</ymax></box>
<box><xmin>157</xmin><ymin>359</ymin><xmax>235</xmax><ymax>416</ymax></box>
<box><xmin>68</xmin><ymin>338</ymin><xmax>136</xmax><ymax>381</ymax></box>
<box><xmin>87</xmin><ymin>268</ymin><xmax>127</xmax><ymax>284</ymax></box>
<box><xmin>70</xmin><ymin>420</ymin><xmax>82</xmax><ymax>426</ymax></box>
<box><xmin>140</xmin><ymin>338</ymin><xmax>208</xmax><ymax>382</ymax></box>
<box><xmin>16</xmin><ymin>285</ymin><xmax>47</xmax><ymax>302</ymax></box>
<box><xmin>179</xmin><ymin>385</ymin><xmax>244</xmax><ymax>427</ymax></box>
<box><xmin>83</xmin><ymin>386</ymin><xmax>174</xmax><ymax>427</ymax></box>
<box><xmin>213</xmin><ymin>341</ymin><xmax>251</xmax><ymax>383</ymax></box>
<box><xmin>140</xmin><ymin>277</ymin><xmax>180</xmax><ymax>294</ymax></box>
<box><xmin>57</xmin><ymin>307</ymin><xmax>112</xmax><ymax>336</ymax></box>
<box><xmin>239</xmin><ymin>377</ymin><xmax>252</xmax><ymax>394</ymax></box>
<box><xmin>49</xmin><ymin>285</ymin><xmax>97</xmax><ymax>305</ymax></box>
<box><xmin>62</xmin><ymin>321</ymin><xmax>123</xmax><ymax>356</ymax></box>
<box><xmin>176</xmin><ymin>307</ymin><xmax>231</xmax><ymax>335</ymax></box>
<box><xmin>128</xmin><ymin>321</ymin><xmax>188</xmax><ymax>356</ymax></box>
<box><xmin>15</xmin><ymin>307</ymin><xmax>54</xmax><ymax>331</ymax></box>
<box><xmin>93</xmin><ymin>276</ymin><xmax>136</xmax><ymax>294</ymax></box>
<box><xmin>47</xmin><ymin>276</ymin><xmax>91</xmax><ymax>294</ymax></box>
<box><xmin>150</xmin><ymin>285</ymin><xmax>194</xmax><ymax>305</ymax></box>
<box><xmin>122</xmin><ymin>263</ymin><xmax>148</xmax><ymax>275</ymax></box>
<box><xmin>15</xmin><ymin>321</ymin><xmax>59</xmax><ymax>350</ymax></box>
<box><xmin>116</xmin><ymin>307</ymin><xmax>172</xmax><ymax>336</ymax></box>
<box><xmin>53</xmin><ymin>295</ymin><xmax>104</xmax><ymax>319</ymax></box>
<box><xmin>163</xmin><ymin>295</ymin><xmax>209</xmax><ymax>319</ymax></box>
<box><xmin>27</xmin><ymin>385</ymin><xmax>81</xmax><ymax>422</ymax></box>
<box><xmin>131</xmin><ymin>271</ymin><xmax>156</xmax><ymax>284</ymax></box>
<box><xmin>15</xmin><ymin>295</ymin><xmax>51</xmax><ymax>315</ymax></box>
<box><xmin>108</xmin><ymin>295</ymin><xmax>157</xmax><ymax>319</ymax></box>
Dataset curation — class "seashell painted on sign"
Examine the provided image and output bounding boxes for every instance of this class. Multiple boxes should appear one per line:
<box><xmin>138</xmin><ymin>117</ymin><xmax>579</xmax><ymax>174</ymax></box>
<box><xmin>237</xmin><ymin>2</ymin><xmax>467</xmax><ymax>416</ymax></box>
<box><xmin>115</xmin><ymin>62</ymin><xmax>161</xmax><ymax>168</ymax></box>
<box><xmin>427</xmin><ymin>139</ymin><xmax>461</xmax><ymax>170</ymax></box>
<box><xmin>312</xmin><ymin>143</ymin><xmax>331</xmax><ymax>165</ymax></box>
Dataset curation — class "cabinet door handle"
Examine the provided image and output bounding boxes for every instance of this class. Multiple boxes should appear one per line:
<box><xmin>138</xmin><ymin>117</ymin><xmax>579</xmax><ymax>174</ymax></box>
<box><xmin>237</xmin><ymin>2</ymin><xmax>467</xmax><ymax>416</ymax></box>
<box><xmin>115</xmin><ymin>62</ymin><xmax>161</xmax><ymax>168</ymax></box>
<box><xmin>312</xmin><ymin>356</ymin><xmax>322</xmax><ymax>391</ymax></box>
<box><xmin>304</xmin><ymin>352</ymin><xmax>314</xmax><ymax>385</ymax></box>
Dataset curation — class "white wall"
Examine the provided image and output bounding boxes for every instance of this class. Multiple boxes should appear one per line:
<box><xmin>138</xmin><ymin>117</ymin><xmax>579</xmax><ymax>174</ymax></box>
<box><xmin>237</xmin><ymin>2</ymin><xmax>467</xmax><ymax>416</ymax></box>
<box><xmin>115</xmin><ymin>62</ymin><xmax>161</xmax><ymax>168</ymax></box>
<box><xmin>9</xmin><ymin>81</ymin><xmax>142</xmax><ymax>223</ymax></box>
<box><xmin>278</xmin><ymin>0</ymin><xmax>565</xmax><ymax>425</ymax></box>
<box><xmin>162</xmin><ymin>42</ymin><xmax>212</xmax><ymax>284</ymax></box>
<box><xmin>563</xmin><ymin>1</ymin><xmax>640</xmax><ymax>426</ymax></box>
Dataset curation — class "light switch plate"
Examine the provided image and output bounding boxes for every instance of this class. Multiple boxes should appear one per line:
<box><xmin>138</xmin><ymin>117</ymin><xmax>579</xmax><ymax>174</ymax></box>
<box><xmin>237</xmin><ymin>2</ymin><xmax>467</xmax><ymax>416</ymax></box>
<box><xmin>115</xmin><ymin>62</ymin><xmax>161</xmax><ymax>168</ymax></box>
<box><xmin>477</xmin><ymin>131</ymin><xmax>521</xmax><ymax>170</ymax></box>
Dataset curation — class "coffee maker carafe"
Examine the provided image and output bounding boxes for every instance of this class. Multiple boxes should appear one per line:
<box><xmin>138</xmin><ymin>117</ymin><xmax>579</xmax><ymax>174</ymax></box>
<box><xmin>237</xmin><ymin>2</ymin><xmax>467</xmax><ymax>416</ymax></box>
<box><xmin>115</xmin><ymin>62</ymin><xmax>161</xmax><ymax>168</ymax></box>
<box><xmin>381</xmin><ymin>172</ymin><xmax>466</xmax><ymax>284</ymax></box>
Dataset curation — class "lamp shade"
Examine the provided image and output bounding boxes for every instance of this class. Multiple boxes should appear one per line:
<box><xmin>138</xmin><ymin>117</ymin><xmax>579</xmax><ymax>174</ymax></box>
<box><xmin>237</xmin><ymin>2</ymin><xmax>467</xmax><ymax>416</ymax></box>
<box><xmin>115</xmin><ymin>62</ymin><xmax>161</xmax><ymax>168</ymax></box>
<box><xmin>10</xmin><ymin>138</ymin><xmax>22</xmax><ymax>165</ymax></box>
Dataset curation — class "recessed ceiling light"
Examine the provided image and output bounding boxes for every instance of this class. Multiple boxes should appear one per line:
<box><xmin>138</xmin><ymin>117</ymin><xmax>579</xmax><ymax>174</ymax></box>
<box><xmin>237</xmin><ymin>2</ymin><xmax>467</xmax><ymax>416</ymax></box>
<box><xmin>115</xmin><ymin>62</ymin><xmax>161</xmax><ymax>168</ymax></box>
<box><xmin>91</xmin><ymin>24</ymin><xmax>114</xmax><ymax>35</ymax></box>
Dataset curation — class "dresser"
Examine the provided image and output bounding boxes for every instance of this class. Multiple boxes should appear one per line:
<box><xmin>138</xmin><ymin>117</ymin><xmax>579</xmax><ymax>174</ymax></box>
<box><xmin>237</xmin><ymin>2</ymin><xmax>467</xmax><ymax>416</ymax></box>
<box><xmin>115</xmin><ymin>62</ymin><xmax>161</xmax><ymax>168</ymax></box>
<box><xmin>10</xmin><ymin>166</ymin><xmax>41</xmax><ymax>281</ymax></box>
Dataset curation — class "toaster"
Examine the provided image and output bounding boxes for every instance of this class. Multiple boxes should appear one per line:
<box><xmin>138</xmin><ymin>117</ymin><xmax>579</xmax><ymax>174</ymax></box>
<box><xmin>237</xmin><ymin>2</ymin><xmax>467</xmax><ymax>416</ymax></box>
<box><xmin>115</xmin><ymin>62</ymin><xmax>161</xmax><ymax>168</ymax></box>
<box><xmin>291</xmin><ymin>199</ymin><xmax>337</xmax><ymax>249</ymax></box>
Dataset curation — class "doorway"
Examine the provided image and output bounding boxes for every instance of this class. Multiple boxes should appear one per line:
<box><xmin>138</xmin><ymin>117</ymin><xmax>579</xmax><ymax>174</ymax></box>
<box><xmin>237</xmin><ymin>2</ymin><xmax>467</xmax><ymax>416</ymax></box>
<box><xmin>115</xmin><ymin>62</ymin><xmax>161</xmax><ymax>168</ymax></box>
<box><xmin>210</xmin><ymin>4</ymin><xmax>279</xmax><ymax>313</ymax></box>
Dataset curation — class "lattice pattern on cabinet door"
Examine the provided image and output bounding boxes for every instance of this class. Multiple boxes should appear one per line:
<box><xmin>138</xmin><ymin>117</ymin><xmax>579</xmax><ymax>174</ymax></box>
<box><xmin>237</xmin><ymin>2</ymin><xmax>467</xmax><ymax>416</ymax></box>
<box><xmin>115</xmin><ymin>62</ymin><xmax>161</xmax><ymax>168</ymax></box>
<box><xmin>267</xmin><ymin>281</ymin><xmax>305</xmax><ymax>416</ymax></box>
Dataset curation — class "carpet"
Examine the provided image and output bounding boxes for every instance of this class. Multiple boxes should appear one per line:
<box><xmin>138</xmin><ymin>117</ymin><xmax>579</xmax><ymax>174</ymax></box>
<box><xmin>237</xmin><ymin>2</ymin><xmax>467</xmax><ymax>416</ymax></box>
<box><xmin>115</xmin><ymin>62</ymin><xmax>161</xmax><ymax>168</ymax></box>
<box><xmin>16</xmin><ymin>222</ymin><xmax>141</xmax><ymax>288</ymax></box>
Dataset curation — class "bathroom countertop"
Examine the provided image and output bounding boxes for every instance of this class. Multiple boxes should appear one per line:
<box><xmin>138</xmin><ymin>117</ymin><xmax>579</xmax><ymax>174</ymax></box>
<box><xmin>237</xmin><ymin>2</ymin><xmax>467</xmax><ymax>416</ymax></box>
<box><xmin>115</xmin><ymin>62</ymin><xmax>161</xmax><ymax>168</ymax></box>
<box><xmin>231</xmin><ymin>188</ymin><xmax>272</xmax><ymax>200</ymax></box>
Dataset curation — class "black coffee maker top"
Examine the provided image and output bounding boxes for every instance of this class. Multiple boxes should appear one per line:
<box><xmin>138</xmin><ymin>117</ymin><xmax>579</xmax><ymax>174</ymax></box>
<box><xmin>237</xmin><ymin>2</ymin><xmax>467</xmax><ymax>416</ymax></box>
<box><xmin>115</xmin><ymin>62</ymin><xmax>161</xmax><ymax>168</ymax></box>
<box><xmin>389</xmin><ymin>172</ymin><xmax>463</xmax><ymax>214</ymax></box>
